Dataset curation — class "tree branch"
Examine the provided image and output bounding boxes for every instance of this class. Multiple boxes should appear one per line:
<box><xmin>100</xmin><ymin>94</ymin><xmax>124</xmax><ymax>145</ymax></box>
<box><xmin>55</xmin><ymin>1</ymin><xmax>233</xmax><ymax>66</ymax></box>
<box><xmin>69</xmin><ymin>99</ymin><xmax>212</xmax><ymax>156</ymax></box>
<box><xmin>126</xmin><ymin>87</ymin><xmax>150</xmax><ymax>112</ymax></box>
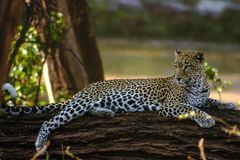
<box><xmin>0</xmin><ymin>108</ymin><xmax>239</xmax><ymax>160</ymax></box>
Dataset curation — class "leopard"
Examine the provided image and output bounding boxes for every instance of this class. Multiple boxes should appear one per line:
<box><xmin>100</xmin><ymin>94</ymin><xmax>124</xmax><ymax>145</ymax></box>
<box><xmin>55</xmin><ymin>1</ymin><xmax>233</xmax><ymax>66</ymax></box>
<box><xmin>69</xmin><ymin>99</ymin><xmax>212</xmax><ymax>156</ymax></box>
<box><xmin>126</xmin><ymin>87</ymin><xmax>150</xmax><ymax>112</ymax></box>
<box><xmin>0</xmin><ymin>50</ymin><xmax>237</xmax><ymax>152</ymax></box>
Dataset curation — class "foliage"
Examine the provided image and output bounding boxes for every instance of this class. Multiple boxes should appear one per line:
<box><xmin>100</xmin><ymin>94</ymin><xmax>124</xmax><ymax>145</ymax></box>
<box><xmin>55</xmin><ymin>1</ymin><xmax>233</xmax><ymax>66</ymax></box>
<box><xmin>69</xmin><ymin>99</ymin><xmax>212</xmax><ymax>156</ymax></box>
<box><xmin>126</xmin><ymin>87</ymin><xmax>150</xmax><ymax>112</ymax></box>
<box><xmin>204</xmin><ymin>62</ymin><xmax>231</xmax><ymax>100</ymax></box>
<box><xmin>89</xmin><ymin>1</ymin><xmax>240</xmax><ymax>42</ymax></box>
<box><xmin>237</xmin><ymin>101</ymin><xmax>240</xmax><ymax>108</ymax></box>
<box><xmin>6</xmin><ymin>27</ymin><xmax>45</xmax><ymax>106</ymax></box>
<box><xmin>49</xmin><ymin>11</ymin><xmax>65</xmax><ymax>44</ymax></box>
<box><xmin>180</xmin><ymin>0</ymin><xmax>198</xmax><ymax>6</ymax></box>
<box><xmin>56</xmin><ymin>90</ymin><xmax>72</xmax><ymax>102</ymax></box>
<box><xmin>5</xmin><ymin>10</ymin><xmax>67</xmax><ymax>106</ymax></box>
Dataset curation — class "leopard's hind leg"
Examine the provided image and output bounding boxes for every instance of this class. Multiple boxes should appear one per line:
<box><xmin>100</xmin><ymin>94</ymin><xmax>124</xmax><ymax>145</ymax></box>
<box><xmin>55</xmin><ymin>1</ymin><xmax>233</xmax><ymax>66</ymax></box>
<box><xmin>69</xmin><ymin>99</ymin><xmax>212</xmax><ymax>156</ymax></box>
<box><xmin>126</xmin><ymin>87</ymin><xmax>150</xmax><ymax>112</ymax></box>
<box><xmin>206</xmin><ymin>98</ymin><xmax>238</xmax><ymax>110</ymax></box>
<box><xmin>35</xmin><ymin>99</ymin><xmax>94</xmax><ymax>151</ymax></box>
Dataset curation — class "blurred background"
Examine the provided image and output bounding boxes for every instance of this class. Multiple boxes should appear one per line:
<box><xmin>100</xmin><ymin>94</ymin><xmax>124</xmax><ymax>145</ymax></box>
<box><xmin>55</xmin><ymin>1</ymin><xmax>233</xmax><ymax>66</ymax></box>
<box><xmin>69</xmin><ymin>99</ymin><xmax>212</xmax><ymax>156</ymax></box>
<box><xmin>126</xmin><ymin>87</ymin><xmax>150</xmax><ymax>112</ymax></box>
<box><xmin>88</xmin><ymin>0</ymin><xmax>240</xmax><ymax>103</ymax></box>
<box><xmin>1</xmin><ymin>0</ymin><xmax>239</xmax><ymax>105</ymax></box>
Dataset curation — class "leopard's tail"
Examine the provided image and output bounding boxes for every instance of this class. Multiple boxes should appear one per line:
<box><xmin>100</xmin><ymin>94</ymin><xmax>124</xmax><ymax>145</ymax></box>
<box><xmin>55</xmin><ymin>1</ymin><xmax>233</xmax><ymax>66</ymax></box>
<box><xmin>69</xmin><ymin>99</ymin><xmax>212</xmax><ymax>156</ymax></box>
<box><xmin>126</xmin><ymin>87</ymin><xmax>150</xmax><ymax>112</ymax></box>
<box><xmin>1</xmin><ymin>82</ymin><xmax>71</xmax><ymax>115</ymax></box>
<box><xmin>2</xmin><ymin>83</ymin><xmax>18</xmax><ymax>99</ymax></box>
<box><xmin>0</xmin><ymin>101</ymin><xmax>70</xmax><ymax>116</ymax></box>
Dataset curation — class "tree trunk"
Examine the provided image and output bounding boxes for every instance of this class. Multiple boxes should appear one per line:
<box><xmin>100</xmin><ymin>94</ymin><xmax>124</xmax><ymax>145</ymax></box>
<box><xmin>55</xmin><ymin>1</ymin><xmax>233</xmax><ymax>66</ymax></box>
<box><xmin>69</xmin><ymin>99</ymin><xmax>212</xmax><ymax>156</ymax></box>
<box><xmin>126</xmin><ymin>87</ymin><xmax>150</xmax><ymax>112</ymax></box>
<box><xmin>47</xmin><ymin>0</ymin><xmax>104</xmax><ymax>97</ymax></box>
<box><xmin>0</xmin><ymin>108</ymin><xmax>239</xmax><ymax>160</ymax></box>
<box><xmin>0</xmin><ymin>0</ymin><xmax>24</xmax><ymax>101</ymax></box>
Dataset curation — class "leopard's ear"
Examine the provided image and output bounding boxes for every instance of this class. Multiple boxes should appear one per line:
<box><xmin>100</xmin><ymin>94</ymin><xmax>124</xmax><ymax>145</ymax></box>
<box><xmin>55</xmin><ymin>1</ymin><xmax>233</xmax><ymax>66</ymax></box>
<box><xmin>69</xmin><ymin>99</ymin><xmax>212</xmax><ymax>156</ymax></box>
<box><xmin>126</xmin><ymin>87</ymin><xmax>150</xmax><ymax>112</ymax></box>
<box><xmin>195</xmin><ymin>52</ymin><xmax>204</xmax><ymax>63</ymax></box>
<box><xmin>174</xmin><ymin>49</ymin><xmax>181</xmax><ymax>57</ymax></box>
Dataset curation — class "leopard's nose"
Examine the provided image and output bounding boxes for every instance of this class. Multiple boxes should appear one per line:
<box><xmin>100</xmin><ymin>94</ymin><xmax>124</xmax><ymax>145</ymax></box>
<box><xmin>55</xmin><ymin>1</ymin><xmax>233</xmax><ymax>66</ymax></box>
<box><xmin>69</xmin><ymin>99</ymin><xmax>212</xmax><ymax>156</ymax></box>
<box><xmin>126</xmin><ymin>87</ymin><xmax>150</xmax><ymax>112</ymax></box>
<box><xmin>176</xmin><ymin>78</ymin><xmax>181</xmax><ymax>81</ymax></box>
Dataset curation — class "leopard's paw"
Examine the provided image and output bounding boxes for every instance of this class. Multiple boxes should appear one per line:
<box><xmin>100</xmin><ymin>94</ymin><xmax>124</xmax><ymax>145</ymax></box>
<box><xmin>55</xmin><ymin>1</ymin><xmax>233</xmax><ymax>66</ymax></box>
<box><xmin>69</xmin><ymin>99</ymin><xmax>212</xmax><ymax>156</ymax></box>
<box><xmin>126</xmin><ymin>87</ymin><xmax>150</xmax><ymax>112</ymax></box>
<box><xmin>218</xmin><ymin>103</ymin><xmax>238</xmax><ymax>110</ymax></box>
<box><xmin>194</xmin><ymin>114</ymin><xmax>215</xmax><ymax>128</ymax></box>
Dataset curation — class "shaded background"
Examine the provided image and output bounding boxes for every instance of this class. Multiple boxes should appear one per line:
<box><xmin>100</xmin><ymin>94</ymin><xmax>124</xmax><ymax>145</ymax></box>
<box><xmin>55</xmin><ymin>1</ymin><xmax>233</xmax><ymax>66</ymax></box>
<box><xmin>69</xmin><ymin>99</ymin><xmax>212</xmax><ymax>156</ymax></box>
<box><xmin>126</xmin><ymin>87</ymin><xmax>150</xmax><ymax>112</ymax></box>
<box><xmin>88</xmin><ymin>0</ymin><xmax>240</xmax><ymax>103</ymax></box>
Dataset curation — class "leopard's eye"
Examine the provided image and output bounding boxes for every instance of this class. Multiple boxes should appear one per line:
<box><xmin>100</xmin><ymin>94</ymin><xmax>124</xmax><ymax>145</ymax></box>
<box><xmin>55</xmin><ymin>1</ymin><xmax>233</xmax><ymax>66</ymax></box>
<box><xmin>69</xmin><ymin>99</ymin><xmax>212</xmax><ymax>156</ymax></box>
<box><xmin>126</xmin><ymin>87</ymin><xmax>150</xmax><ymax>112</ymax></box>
<box><xmin>174</xmin><ymin>64</ymin><xmax>177</xmax><ymax>68</ymax></box>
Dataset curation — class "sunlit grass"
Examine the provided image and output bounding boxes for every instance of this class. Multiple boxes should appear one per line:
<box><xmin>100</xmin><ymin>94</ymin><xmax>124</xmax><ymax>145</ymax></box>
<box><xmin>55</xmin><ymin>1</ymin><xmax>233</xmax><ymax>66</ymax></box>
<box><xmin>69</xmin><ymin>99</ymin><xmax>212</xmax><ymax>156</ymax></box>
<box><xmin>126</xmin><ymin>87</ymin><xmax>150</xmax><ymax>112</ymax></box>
<box><xmin>31</xmin><ymin>140</ymin><xmax>51</xmax><ymax>160</ymax></box>
<box><xmin>198</xmin><ymin>138</ymin><xmax>207</xmax><ymax>160</ymax></box>
<box><xmin>187</xmin><ymin>138</ymin><xmax>207</xmax><ymax>160</ymax></box>
<box><xmin>223</xmin><ymin>125</ymin><xmax>240</xmax><ymax>137</ymax></box>
<box><xmin>213</xmin><ymin>116</ymin><xmax>240</xmax><ymax>137</ymax></box>
<box><xmin>65</xmin><ymin>146</ymin><xmax>82</xmax><ymax>160</ymax></box>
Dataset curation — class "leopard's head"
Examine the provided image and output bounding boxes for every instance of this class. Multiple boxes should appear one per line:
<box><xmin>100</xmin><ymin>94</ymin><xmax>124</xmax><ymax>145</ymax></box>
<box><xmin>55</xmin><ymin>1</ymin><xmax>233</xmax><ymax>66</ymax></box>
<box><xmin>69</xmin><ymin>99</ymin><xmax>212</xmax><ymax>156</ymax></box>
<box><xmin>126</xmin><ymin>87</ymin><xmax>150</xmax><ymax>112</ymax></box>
<box><xmin>174</xmin><ymin>50</ymin><xmax>205</xmax><ymax>86</ymax></box>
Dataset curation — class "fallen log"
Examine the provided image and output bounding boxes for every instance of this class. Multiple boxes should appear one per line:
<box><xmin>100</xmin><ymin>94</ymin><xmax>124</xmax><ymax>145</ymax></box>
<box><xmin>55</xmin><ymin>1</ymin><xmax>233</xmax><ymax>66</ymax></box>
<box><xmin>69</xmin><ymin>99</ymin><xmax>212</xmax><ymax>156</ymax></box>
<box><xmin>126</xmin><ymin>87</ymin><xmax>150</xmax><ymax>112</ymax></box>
<box><xmin>0</xmin><ymin>108</ymin><xmax>239</xmax><ymax>160</ymax></box>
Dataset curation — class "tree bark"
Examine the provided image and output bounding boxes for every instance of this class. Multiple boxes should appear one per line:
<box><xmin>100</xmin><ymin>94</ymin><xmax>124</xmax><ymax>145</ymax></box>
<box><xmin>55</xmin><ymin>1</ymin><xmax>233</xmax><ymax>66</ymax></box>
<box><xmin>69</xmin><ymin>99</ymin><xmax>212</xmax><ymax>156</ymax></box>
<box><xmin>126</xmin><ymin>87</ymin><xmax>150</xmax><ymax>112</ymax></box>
<box><xmin>0</xmin><ymin>108</ymin><xmax>239</xmax><ymax>160</ymax></box>
<box><xmin>47</xmin><ymin>0</ymin><xmax>104</xmax><ymax>97</ymax></box>
<box><xmin>0</xmin><ymin>0</ymin><xmax>24</xmax><ymax>101</ymax></box>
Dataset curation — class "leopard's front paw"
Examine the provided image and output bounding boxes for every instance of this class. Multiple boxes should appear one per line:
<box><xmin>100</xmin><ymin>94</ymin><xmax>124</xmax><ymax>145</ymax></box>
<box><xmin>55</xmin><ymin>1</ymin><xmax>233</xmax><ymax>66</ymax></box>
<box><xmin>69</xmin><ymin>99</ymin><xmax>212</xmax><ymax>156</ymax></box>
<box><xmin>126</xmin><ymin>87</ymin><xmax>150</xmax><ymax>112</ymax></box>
<box><xmin>194</xmin><ymin>114</ymin><xmax>215</xmax><ymax>128</ymax></box>
<box><xmin>218</xmin><ymin>103</ymin><xmax>238</xmax><ymax>110</ymax></box>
